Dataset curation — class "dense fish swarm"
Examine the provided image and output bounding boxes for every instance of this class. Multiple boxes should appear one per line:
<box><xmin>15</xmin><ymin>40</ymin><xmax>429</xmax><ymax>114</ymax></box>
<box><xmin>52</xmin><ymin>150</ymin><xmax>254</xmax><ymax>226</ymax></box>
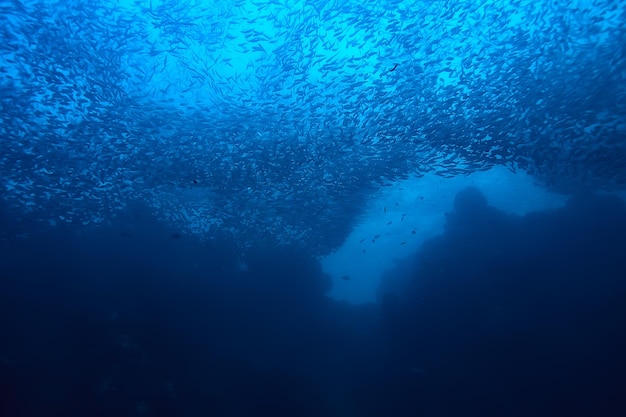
<box><xmin>1</xmin><ymin>0</ymin><xmax>625</xmax><ymax>255</ymax></box>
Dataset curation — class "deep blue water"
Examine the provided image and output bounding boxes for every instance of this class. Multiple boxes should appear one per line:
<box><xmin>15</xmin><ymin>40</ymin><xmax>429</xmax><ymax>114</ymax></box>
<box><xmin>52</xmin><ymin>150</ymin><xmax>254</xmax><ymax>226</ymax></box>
<box><xmin>1</xmin><ymin>0</ymin><xmax>625</xmax><ymax>416</ymax></box>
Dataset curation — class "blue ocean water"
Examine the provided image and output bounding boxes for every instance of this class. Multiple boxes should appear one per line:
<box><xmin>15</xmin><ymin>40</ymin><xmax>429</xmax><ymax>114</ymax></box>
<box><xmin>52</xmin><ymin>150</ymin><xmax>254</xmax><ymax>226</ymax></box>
<box><xmin>1</xmin><ymin>0</ymin><xmax>625</xmax><ymax>416</ymax></box>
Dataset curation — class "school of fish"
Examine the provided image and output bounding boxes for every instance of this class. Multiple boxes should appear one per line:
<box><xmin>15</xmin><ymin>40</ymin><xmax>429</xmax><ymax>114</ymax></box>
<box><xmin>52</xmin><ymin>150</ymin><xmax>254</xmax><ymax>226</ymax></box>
<box><xmin>1</xmin><ymin>0</ymin><xmax>625</xmax><ymax>255</ymax></box>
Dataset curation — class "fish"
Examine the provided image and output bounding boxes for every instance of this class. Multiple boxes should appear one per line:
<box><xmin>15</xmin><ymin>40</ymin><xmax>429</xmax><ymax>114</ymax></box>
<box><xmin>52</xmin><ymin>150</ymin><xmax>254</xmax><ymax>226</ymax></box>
<box><xmin>0</xmin><ymin>0</ymin><xmax>622</xmax><ymax>260</ymax></box>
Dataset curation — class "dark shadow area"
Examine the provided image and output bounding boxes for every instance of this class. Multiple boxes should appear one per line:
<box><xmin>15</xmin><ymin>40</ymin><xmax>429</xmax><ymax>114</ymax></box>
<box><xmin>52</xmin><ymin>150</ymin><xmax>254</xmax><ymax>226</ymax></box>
<box><xmin>379</xmin><ymin>188</ymin><xmax>626</xmax><ymax>417</ymax></box>
<box><xmin>1</xmin><ymin>190</ymin><xmax>626</xmax><ymax>417</ymax></box>
<box><xmin>0</xmin><ymin>202</ymin><xmax>381</xmax><ymax>417</ymax></box>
